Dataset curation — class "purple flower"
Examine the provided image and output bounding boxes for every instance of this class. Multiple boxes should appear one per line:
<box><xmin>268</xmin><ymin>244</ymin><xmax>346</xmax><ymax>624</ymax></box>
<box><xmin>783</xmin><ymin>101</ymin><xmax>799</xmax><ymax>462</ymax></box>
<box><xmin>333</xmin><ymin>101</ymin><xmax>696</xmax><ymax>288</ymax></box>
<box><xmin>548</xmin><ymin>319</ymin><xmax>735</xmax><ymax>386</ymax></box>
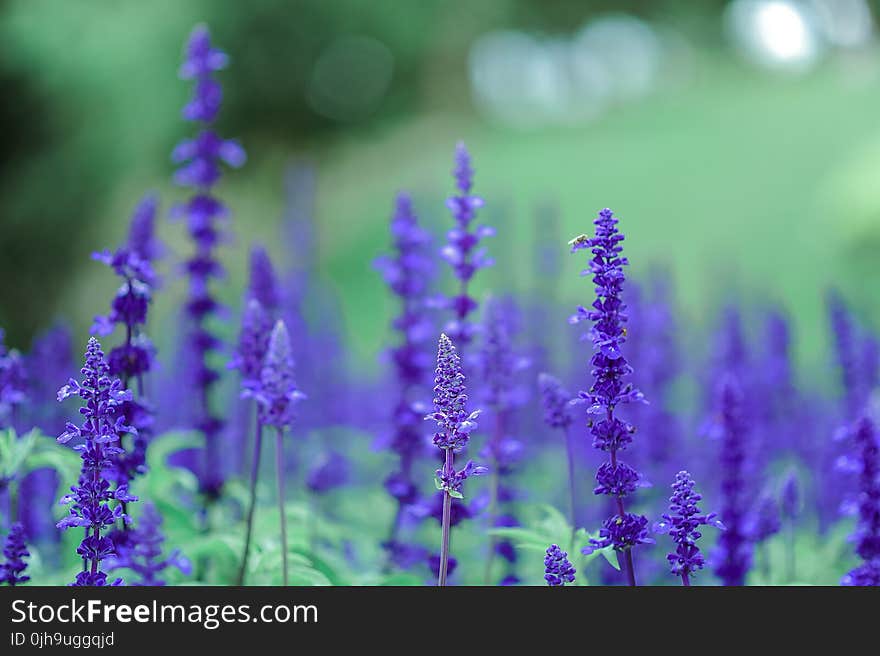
<box><xmin>56</xmin><ymin>338</ymin><xmax>136</xmax><ymax>586</ymax></box>
<box><xmin>0</xmin><ymin>523</ymin><xmax>30</xmax><ymax>586</ymax></box>
<box><xmin>781</xmin><ymin>470</ymin><xmax>800</xmax><ymax>520</ymax></box>
<box><xmin>538</xmin><ymin>373</ymin><xmax>573</xmax><ymax>430</ymax></box>
<box><xmin>306</xmin><ymin>451</ymin><xmax>350</xmax><ymax>494</ymax></box>
<box><xmin>544</xmin><ymin>544</ymin><xmax>576</xmax><ymax>586</ymax></box>
<box><xmin>827</xmin><ymin>290</ymin><xmax>875</xmax><ymax>415</ymax></box>
<box><xmin>108</xmin><ymin>503</ymin><xmax>190</xmax><ymax>586</ymax></box>
<box><xmin>841</xmin><ymin>416</ymin><xmax>880</xmax><ymax>586</ymax></box>
<box><xmin>711</xmin><ymin>375</ymin><xmax>754</xmax><ymax>586</ymax></box>
<box><xmin>248</xmin><ymin>245</ymin><xmax>281</xmax><ymax>313</ymax></box>
<box><xmin>439</xmin><ymin>143</ymin><xmax>493</xmax><ymax>347</ymax></box>
<box><xmin>655</xmin><ymin>471</ymin><xmax>724</xmax><ymax>584</ymax></box>
<box><xmin>426</xmin><ymin>334</ymin><xmax>481</xmax><ymax>453</ymax></box>
<box><xmin>248</xmin><ymin>321</ymin><xmax>305</xmax><ymax>430</ymax></box>
<box><xmin>571</xmin><ymin>209</ymin><xmax>649</xmax><ymax>582</ymax></box>
<box><xmin>127</xmin><ymin>192</ymin><xmax>163</xmax><ymax>264</ymax></box>
<box><xmin>750</xmin><ymin>492</ymin><xmax>781</xmax><ymax>542</ymax></box>
<box><xmin>374</xmin><ymin>193</ymin><xmax>435</xmax><ymax>564</ymax></box>
<box><xmin>0</xmin><ymin>329</ymin><xmax>26</xmax><ymax>429</ymax></box>
<box><xmin>229</xmin><ymin>299</ymin><xmax>272</xmax><ymax>392</ymax></box>
<box><xmin>173</xmin><ymin>25</ymin><xmax>245</xmax><ymax>497</ymax></box>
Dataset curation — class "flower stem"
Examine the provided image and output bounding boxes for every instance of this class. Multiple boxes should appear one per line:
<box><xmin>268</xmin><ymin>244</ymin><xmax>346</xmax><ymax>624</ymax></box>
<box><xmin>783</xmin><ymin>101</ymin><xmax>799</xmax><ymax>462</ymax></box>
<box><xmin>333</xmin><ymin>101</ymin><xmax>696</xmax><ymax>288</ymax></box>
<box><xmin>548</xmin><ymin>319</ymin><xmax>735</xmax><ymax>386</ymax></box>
<box><xmin>563</xmin><ymin>423</ymin><xmax>578</xmax><ymax>534</ymax></box>
<box><xmin>438</xmin><ymin>448</ymin><xmax>454</xmax><ymax>586</ymax></box>
<box><xmin>275</xmin><ymin>427</ymin><xmax>288</xmax><ymax>586</ymax></box>
<box><xmin>483</xmin><ymin>411</ymin><xmax>503</xmax><ymax>585</ymax></box>
<box><xmin>237</xmin><ymin>415</ymin><xmax>262</xmax><ymax>585</ymax></box>
<box><xmin>681</xmin><ymin>571</ymin><xmax>690</xmax><ymax>587</ymax></box>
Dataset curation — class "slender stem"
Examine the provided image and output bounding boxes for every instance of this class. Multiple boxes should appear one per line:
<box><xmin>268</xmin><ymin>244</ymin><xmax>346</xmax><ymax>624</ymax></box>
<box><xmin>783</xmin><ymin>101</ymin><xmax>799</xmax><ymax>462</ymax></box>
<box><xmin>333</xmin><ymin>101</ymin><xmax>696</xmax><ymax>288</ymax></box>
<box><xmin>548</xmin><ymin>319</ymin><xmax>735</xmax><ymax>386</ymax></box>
<box><xmin>609</xmin><ymin>437</ymin><xmax>637</xmax><ymax>586</ymax></box>
<box><xmin>681</xmin><ymin>571</ymin><xmax>690</xmax><ymax>587</ymax></box>
<box><xmin>8</xmin><ymin>480</ymin><xmax>18</xmax><ymax>525</ymax></box>
<box><xmin>438</xmin><ymin>448</ymin><xmax>454</xmax><ymax>586</ymax></box>
<box><xmin>275</xmin><ymin>427</ymin><xmax>288</xmax><ymax>586</ymax></box>
<box><xmin>237</xmin><ymin>415</ymin><xmax>263</xmax><ymax>586</ymax></box>
<box><xmin>787</xmin><ymin>520</ymin><xmax>796</xmax><ymax>582</ymax></box>
<box><xmin>563</xmin><ymin>423</ymin><xmax>578</xmax><ymax>533</ymax></box>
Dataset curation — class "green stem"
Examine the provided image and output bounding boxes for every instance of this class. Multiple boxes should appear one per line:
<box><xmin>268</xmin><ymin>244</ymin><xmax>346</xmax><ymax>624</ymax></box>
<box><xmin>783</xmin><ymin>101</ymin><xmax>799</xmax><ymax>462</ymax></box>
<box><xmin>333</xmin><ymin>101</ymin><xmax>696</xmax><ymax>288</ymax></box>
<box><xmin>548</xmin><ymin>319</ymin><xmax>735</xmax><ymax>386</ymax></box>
<box><xmin>276</xmin><ymin>427</ymin><xmax>288</xmax><ymax>586</ymax></box>
<box><xmin>236</xmin><ymin>415</ymin><xmax>263</xmax><ymax>586</ymax></box>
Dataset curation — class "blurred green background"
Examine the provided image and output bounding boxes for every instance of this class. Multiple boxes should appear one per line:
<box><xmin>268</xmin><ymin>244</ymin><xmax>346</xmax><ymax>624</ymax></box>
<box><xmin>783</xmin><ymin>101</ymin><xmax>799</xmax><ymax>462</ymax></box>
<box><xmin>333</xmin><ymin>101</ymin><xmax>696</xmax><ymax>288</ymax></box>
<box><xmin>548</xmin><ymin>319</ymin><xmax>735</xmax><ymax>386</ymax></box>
<box><xmin>1</xmin><ymin>0</ymin><xmax>879</xmax><ymax>375</ymax></box>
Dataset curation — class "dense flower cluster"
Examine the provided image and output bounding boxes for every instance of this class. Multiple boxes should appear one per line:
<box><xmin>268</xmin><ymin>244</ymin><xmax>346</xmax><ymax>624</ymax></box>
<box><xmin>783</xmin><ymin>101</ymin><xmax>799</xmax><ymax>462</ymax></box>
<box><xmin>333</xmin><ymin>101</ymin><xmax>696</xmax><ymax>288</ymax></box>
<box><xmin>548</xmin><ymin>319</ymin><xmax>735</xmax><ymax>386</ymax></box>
<box><xmin>249</xmin><ymin>321</ymin><xmax>305</xmax><ymax>430</ymax></box>
<box><xmin>544</xmin><ymin>544</ymin><xmax>576</xmax><ymax>586</ymax></box>
<box><xmin>538</xmin><ymin>373</ymin><xmax>573</xmax><ymax>430</ymax></box>
<box><xmin>841</xmin><ymin>416</ymin><xmax>880</xmax><ymax>586</ymax></box>
<box><xmin>57</xmin><ymin>338</ymin><xmax>137</xmax><ymax>586</ymax></box>
<box><xmin>229</xmin><ymin>299</ymin><xmax>272</xmax><ymax>392</ymax></box>
<box><xmin>172</xmin><ymin>25</ymin><xmax>245</xmax><ymax>498</ymax></box>
<box><xmin>439</xmin><ymin>143</ymin><xmax>493</xmax><ymax>348</ymax></box>
<box><xmin>0</xmin><ymin>523</ymin><xmax>30</xmax><ymax>586</ymax></box>
<box><xmin>655</xmin><ymin>471</ymin><xmax>723</xmax><ymax>584</ymax></box>
<box><xmin>248</xmin><ymin>245</ymin><xmax>282</xmax><ymax>314</ymax></box>
<box><xmin>571</xmin><ymin>209</ymin><xmax>650</xmax><ymax>580</ymax></box>
<box><xmin>711</xmin><ymin>376</ymin><xmax>753</xmax><ymax>586</ymax></box>
<box><xmin>427</xmin><ymin>334</ymin><xmax>481</xmax><ymax>454</ymax></box>
<box><xmin>374</xmin><ymin>193</ymin><xmax>435</xmax><ymax>565</ymax></box>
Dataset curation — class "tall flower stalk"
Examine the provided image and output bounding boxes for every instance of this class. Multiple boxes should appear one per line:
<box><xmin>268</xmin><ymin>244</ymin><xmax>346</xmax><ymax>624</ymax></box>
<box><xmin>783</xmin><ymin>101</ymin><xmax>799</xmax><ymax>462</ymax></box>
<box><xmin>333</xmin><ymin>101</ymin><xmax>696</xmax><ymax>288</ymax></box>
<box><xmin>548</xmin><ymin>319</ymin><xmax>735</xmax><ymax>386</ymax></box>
<box><xmin>425</xmin><ymin>334</ymin><xmax>486</xmax><ymax>586</ymax></box>
<box><xmin>571</xmin><ymin>209</ymin><xmax>651</xmax><ymax>586</ymax></box>
<box><xmin>480</xmin><ymin>297</ymin><xmax>527</xmax><ymax>584</ymax></box>
<box><xmin>711</xmin><ymin>375</ymin><xmax>753</xmax><ymax>586</ymax></box>
<box><xmin>440</xmin><ymin>143</ymin><xmax>493</xmax><ymax>349</ymax></box>
<box><xmin>655</xmin><ymin>471</ymin><xmax>723</xmax><ymax>586</ymax></box>
<box><xmin>374</xmin><ymin>192</ymin><xmax>434</xmax><ymax>568</ymax></box>
<box><xmin>840</xmin><ymin>416</ymin><xmax>880</xmax><ymax>586</ymax></box>
<box><xmin>172</xmin><ymin>25</ymin><xmax>246</xmax><ymax>499</ymax></box>
<box><xmin>0</xmin><ymin>329</ymin><xmax>26</xmax><ymax>432</ymax></box>
<box><xmin>57</xmin><ymin>338</ymin><xmax>137</xmax><ymax>586</ymax></box>
<box><xmin>246</xmin><ymin>321</ymin><xmax>304</xmax><ymax>585</ymax></box>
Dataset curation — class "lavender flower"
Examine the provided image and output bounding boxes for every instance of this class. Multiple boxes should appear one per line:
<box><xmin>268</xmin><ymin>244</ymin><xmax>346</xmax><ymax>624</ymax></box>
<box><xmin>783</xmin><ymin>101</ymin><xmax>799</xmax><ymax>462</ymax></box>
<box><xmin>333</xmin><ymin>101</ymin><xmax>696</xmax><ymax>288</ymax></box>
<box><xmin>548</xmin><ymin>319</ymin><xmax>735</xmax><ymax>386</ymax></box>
<box><xmin>781</xmin><ymin>470</ymin><xmax>800</xmax><ymax>520</ymax></box>
<box><xmin>374</xmin><ymin>192</ymin><xmax>435</xmax><ymax>567</ymax></box>
<box><xmin>57</xmin><ymin>338</ymin><xmax>137</xmax><ymax>586</ymax></box>
<box><xmin>426</xmin><ymin>333</ymin><xmax>486</xmax><ymax>585</ymax></box>
<box><xmin>126</xmin><ymin>192</ymin><xmax>163</xmax><ymax>263</ymax></box>
<box><xmin>0</xmin><ymin>329</ymin><xmax>26</xmax><ymax>430</ymax></box>
<box><xmin>480</xmin><ymin>296</ymin><xmax>528</xmax><ymax>583</ymax></box>
<box><xmin>109</xmin><ymin>503</ymin><xmax>190</xmax><ymax>586</ymax></box>
<box><xmin>539</xmin><ymin>372</ymin><xmax>579</xmax><ymax>530</ymax></box>
<box><xmin>440</xmin><ymin>143</ymin><xmax>493</xmax><ymax>348</ymax></box>
<box><xmin>571</xmin><ymin>209</ymin><xmax>650</xmax><ymax>585</ymax></box>
<box><xmin>0</xmin><ymin>523</ymin><xmax>29</xmax><ymax>586</ymax></box>
<box><xmin>827</xmin><ymin>290</ymin><xmax>874</xmax><ymax>415</ymax></box>
<box><xmin>544</xmin><ymin>544</ymin><xmax>576</xmax><ymax>586</ymax></box>
<box><xmin>841</xmin><ymin>416</ymin><xmax>880</xmax><ymax>586</ymax></box>
<box><xmin>248</xmin><ymin>245</ymin><xmax>281</xmax><ymax>314</ymax></box>
<box><xmin>655</xmin><ymin>471</ymin><xmax>723</xmax><ymax>585</ymax></box>
<box><xmin>750</xmin><ymin>492</ymin><xmax>781</xmax><ymax>542</ymax></box>
<box><xmin>229</xmin><ymin>299</ymin><xmax>272</xmax><ymax>392</ymax></box>
<box><xmin>247</xmin><ymin>320</ymin><xmax>303</xmax><ymax>586</ymax></box>
<box><xmin>172</xmin><ymin>25</ymin><xmax>245</xmax><ymax>498</ymax></box>
<box><xmin>711</xmin><ymin>375</ymin><xmax>753</xmax><ymax>586</ymax></box>
<box><xmin>306</xmin><ymin>451</ymin><xmax>350</xmax><ymax>494</ymax></box>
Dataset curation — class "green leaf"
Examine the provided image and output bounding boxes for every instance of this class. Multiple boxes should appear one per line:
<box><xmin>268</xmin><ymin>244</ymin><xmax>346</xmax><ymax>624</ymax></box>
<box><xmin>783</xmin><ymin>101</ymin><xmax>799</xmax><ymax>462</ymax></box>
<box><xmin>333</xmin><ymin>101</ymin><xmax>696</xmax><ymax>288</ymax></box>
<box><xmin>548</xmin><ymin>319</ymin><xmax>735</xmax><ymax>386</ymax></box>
<box><xmin>448</xmin><ymin>490</ymin><xmax>463</xmax><ymax>499</ymax></box>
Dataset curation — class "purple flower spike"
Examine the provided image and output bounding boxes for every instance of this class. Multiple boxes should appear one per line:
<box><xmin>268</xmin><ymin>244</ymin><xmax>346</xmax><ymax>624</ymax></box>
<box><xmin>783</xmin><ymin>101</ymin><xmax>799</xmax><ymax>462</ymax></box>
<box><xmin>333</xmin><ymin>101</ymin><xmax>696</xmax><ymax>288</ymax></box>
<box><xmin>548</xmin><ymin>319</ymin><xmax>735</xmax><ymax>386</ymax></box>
<box><xmin>440</xmin><ymin>143</ymin><xmax>492</xmax><ymax>348</ymax></box>
<box><xmin>374</xmin><ymin>192</ymin><xmax>436</xmax><ymax>569</ymax></box>
<box><xmin>711</xmin><ymin>375</ymin><xmax>754</xmax><ymax>586</ymax></box>
<box><xmin>229</xmin><ymin>299</ymin><xmax>272</xmax><ymax>393</ymax></box>
<box><xmin>250</xmin><ymin>321</ymin><xmax>305</xmax><ymax>430</ymax></box>
<box><xmin>173</xmin><ymin>25</ymin><xmax>245</xmax><ymax>498</ymax></box>
<box><xmin>109</xmin><ymin>503</ymin><xmax>190</xmax><ymax>586</ymax></box>
<box><xmin>572</xmin><ymin>208</ymin><xmax>649</xmax><ymax>585</ymax></box>
<box><xmin>248</xmin><ymin>245</ymin><xmax>281</xmax><ymax>313</ymax></box>
<box><xmin>544</xmin><ymin>544</ymin><xmax>576</xmax><ymax>586</ymax></box>
<box><xmin>538</xmin><ymin>373</ymin><xmax>573</xmax><ymax>430</ymax></box>
<box><xmin>427</xmin><ymin>333</ymin><xmax>485</xmax><ymax>585</ymax></box>
<box><xmin>655</xmin><ymin>471</ymin><xmax>724</xmax><ymax>585</ymax></box>
<box><xmin>841</xmin><ymin>416</ymin><xmax>880</xmax><ymax>586</ymax></box>
<box><xmin>0</xmin><ymin>329</ymin><xmax>27</xmax><ymax>429</ymax></box>
<box><xmin>57</xmin><ymin>338</ymin><xmax>136</xmax><ymax>587</ymax></box>
<box><xmin>127</xmin><ymin>192</ymin><xmax>163</xmax><ymax>263</ymax></box>
<box><xmin>1</xmin><ymin>523</ymin><xmax>30</xmax><ymax>586</ymax></box>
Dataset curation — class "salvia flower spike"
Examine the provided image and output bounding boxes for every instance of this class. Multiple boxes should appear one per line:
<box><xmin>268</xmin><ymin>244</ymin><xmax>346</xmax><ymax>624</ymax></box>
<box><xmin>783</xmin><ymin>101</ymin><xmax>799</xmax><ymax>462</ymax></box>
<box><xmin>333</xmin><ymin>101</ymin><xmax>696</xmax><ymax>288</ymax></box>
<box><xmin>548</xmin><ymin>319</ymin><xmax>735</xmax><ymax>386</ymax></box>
<box><xmin>172</xmin><ymin>24</ymin><xmax>245</xmax><ymax>499</ymax></box>
<box><xmin>711</xmin><ymin>375</ymin><xmax>754</xmax><ymax>586</ymax></box>
<box><xmin>247</xmin><ymin>321</ymin><xmax>304</xmax><ymax>586</ymax></box>
<box><xmin>440</xmin><ymin>143</ymin><xmax>493</xmax><ymax>349</ymax></box>
<box><xmin>57</xmin><ymin>337</ymin><xmax>137</xmax><ymax>586</ymax></box>
<box><xmin>654</xmin><ymin>471</ymin><xmax>724</xmax><ymax>586</ymax></box>
<box><xmin>374</xmin><ymin>192</ymin><xmax>435</xmax><ymax>567</ymax></box>
<box><xmin>0</xmin><ymin>523</ymin><xmax>30</xmax><ymax>586</ymax></box>
<box><xmin>109</xmin><ymin>502</ymin><xmax>191</xmax><ymax>586</ymax></box>
<box><xmin>841</xmin><ymin>416</ymin><xmax>880</xmax><ymax>586</ymax></box>
<box><xmin>0</xmin><ymin>329</ymin><xmax>27</xmax><ymax>430</ymax></box>
<box><xmin>571</xmin><ymin>208</ymin><xmax>651</xmax><ymax>585</ymax></box>
<box><xmin>426</xmin><ymin>333</ymin><xmax>486</xmax><ymax>585</ymax></box>
<box><xmin>544</xmin><ymin>544</ymin><xmax>576</xmax><ymax>586</ymax></box>
<box><xmin>539</xmin><ymin>372</ymin><xmax>577</xmax><ymax>529</ymax></box>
